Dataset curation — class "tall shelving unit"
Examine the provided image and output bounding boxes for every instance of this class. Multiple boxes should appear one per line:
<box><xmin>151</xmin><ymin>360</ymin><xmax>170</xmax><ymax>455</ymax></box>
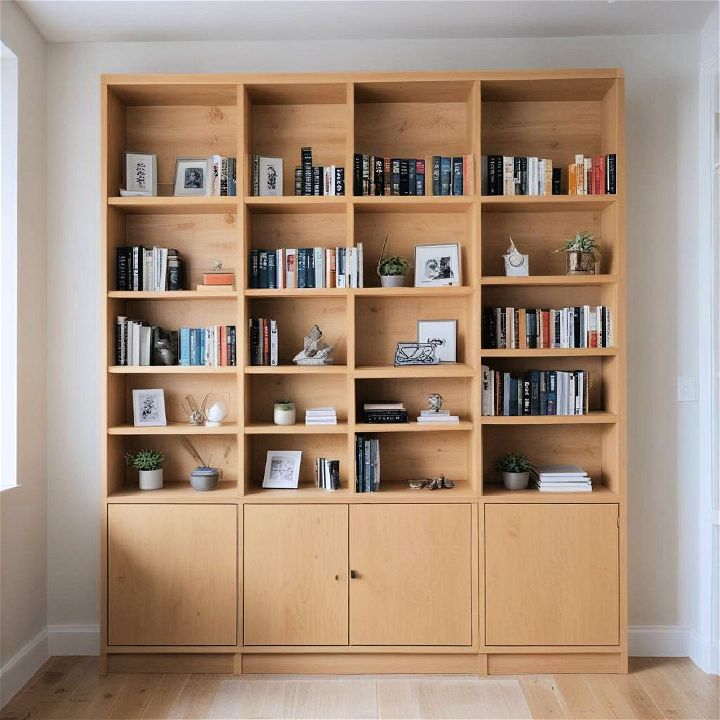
<box><xmin>101</xmin><ymin>69</ymin><xmax>626</xmax><ymax>675</ymax></box>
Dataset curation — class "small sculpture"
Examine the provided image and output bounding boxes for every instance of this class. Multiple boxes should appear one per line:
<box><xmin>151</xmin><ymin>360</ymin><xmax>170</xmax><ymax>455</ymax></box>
<box><xmin>408</xmin><ymin>475</ymin><xmax>455</xmax><ymax>490</ymax></box>
<box><xmin>394</xmin><ymin>341</ymin><xmax>439</xmax><ymax>366</ymax></box>
<box><xmin>293</xmin><ymin>325</ymin><xmax>335</xmax><ymax>366</ymax></box>
<box><xmin>152</xmin><ymin>330</ymin><xmax>177</xmax><ymax>366</ymax></box>
<box><xmin>503</xmin><ymin>237</ymin><xmax>529</xmax><ymax>277</ymax></box>
<box><xmin>427</xmin><ymin>393</ymin><xmax>443</xmax><ymax>413</ymax></box>
<box><xmin>182</xmin><ymin>394</ymin><xmax>205</xmax><ymax>425</ymax></box>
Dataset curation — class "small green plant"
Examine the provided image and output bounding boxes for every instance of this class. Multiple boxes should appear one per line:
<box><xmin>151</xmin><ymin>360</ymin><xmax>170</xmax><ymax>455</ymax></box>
<box><xmin>125</xmin><ymin>449</ymin><xmax>164</xmax><ymax>471</ymax></box>
<box><xmin>275</xmin><ymin>400</ymin><xmax>294</xmax><ymax>410</ymax></box>
<box><xmin>495</xmin><ymin>453</ymin><xmax>531</xmax><ymax>474</ymax></box>
<box><xmin>377</xmin><ymin>234</ymin><xmax>409</xmax><ymax>277</ymax></box>
<box><xmin>559</xmin><ymin>232</ymin><xmax>598</xmax><ymax>253</ymax></box>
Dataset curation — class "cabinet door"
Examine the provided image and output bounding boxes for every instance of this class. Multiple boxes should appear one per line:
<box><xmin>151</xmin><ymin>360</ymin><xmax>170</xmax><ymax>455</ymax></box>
<box><xmin>485</xmin><ymin>504</ymin><xmax>619</xmax><ymax>646</ymax></box>
<box><xmin>108</xmin><ymin>504</ymin><xmax>237</xmax><ymax>646</ymax></box>
<box><xmin>244</xmin><ymin>504</ymin><xmax>348</xmax><ymax>646</ymax></box>
<box><xmin>349</xmin><ymin>504</ymin><xmax>473</xmax><ymax>646</ymax></box>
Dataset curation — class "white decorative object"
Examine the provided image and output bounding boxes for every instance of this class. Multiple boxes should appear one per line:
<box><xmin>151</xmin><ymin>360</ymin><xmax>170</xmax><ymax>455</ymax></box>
<box><xmin>417</xmin><ymin>320</ymin><xmax>457</xmax><ymax>363</ymax></box>
<box><xmin>293</xmin><ymin>325</ymin><xmax>334</xmax><ymax>365</ymax></box>
<box><xmin>139</xmin><ymin>469</ymin><xmax>163</xmax><ymax>491</ymax></box>
<box><xmin>124</xmin><ymin>152</ymin><xmax>157</xmax><ymax>196</ymax></box>
<box><xmin>174</xmin><ymin>157</ymin><xmax>210</xmax><ymax>196</ymax></box>
<box><xmin>262</xmin><ymin>450</ymin><xmax>302</xmax><ymax>489</ymax></box>
<box><xmin>274</xmin><ymin>401</ymin><xmax>296</xmax><ymax>426</ymax></box>
<box><xmin>503</xmin><ymin>237</ymin><xmax>529</xmax><ymax>276</ymax></box>
<box><xmin>202</xmin><ymin>393</ymin><xmax>229</xmax><ymax>427</ymax></box>
<box><xmin>258</xmin><ymin>156</ymin><xmax>283</xmax><ymax>196</ymax></box>
<box><xmin>414</xmin><ymin>243</ymin><xmax>461</xmax><ymax>287</ymax></box>
<box><xmin>132</xmin><ymin>389</ymin><xmax>167</xmax><ymax>427</ymax></box>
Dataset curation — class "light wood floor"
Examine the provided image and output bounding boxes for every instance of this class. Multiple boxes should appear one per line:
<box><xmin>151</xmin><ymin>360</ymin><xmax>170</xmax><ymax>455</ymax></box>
<box><xmin>1</xmin><ymin>656</ymin><xmax>717</xmax><ymax>720</ymax></box>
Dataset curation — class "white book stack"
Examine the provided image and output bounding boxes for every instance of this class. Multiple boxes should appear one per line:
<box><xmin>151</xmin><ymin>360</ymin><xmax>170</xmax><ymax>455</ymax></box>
<box><xmin>416</xmin><ymin>409</ymin><xmax>460</xmax><ymax>424</ymax></box>
<box><xmin>305</xmin><ymin>407</ymin><xmax>337</xmax><ymax>426</ymax></box>
<box><xmin>531</xmin><ymin>464</ymin><xmax>592</xmax><ymax>492</ymax></box>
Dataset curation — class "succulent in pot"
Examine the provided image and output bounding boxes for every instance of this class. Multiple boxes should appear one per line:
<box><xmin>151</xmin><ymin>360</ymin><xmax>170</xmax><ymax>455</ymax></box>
<box><xmin>377</xmin><ymin>235</ymin><xmax>409</xmax><ymax>287</ymax></box>
<box><xmin>495</xmin><ymin>453</ymin><xmax>532</xmax><ymax>491</ymax></box>
<box><xmin>126</xmin><ymin>449</ymin><xmax>164</xmax><ymax>491</ymax></box>
<box><xmin>557</xmin><ymin>232</ymin><xmax>600</xmax><ymax>275</ymax></box>
<box><xmin>273</xmin><ymin>400</ymin><xmax>296</xmax><ymax>426</ymax></box>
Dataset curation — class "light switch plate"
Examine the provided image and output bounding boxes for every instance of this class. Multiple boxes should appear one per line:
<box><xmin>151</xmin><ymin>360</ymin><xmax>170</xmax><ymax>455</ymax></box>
<box><xmin>677</xmin><ymin>376</ymin><xmax>698</xmax><ymax>402</ymax></box>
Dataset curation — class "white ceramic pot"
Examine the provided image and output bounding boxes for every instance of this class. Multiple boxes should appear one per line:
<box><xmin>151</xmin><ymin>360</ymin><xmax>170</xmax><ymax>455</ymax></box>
<box><xmin>274</xmin><ymin>403</ymin><xmax>296</xmax><ymax>426</ymax></box>
<box><xmin>503</xmin><ymin>471</ymin><xmax>529</xmax><ymax>491</ymax></box>
<box><xmin>139</xmin><ymin>468</ymin><xmax>163</xmax><ymax>491</ymax></box>
<box><xmin>380</xmin><ymin>274</ymin><xmax>405</xmax><ymax>288</ymax></box>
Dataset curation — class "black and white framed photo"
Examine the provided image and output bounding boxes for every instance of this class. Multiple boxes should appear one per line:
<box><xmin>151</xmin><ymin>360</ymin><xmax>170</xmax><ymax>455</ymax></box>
<box><xmin>262</xmin><ymin>450</ymin><xmax>302</xmax><ymax>489</ymax></box>
<box><xmin>123</xmin><ymin>152</ymin><xmax>157</xmax><ymax>196</ymax></box>
<box><xmin>414</xmin><ymin>243</ymin><xmax>462</xmax><ymax>287</ymax></box>
<box><xmin>417</xmin><ymin>319</ymin><xmax>457</xmax><ymax>363</ymax></box>
<box><xmin>258</xmin><ymin>156</ymin><xmax>283</xmax><ymax>196</ymax></box>
<box><xmin>132</xmin><ymin>389</ymin><xmax>167</xmax><ymax>427</ymax></box>
<box><xmin>174</xmin><ymin>157</ymin><xmax>210</xmax><ymax>196</ymax></box>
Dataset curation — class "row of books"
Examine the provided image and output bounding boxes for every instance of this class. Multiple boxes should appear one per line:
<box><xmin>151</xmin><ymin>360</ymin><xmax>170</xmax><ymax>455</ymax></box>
<box><xmin>481</xmin><ymin>367</ymin><xmax>590</xmax><ymax>416</ymax></box>
<box><xmin>179</xmin><ymin>326</ymin><xmax>237</xmax><ymax>366</ymax></box>
<box><xmin>115</xmin><ymin>318</ymin><xmax>175</xmax><ymax>366</ymax></box>
<box><xmin>315</xmin><ymin>458</ymin><xmax>341</xmax><ymax>491</ymax></box>
<box><xmin>362</xmin><ymin>403</ymin><xmax>408</xmax><ymax>424</ymax></box>
<box><xmin>482</xmin><ymin>306</ymin><xmax>614</xmax><ymax>350</ymax></box>
<box><xmin>248</xmin><ymin>318</ymin><xmax>278</xmax><ymax>366</ymax></box>
<box><xmin>209</xmin><ymin>156</ymin><xmax>237</xmax><ymax>196</ymax></box>
<box><xmin>568</xmin><ymin>154</ymin><xmax>616</xmax><ymax>195</ymax></box>
<box><xmin>306</xmin><ymin>407</ymin><xmax>337</xmax><ymax>426</ymax></box>
<box><xmin>531</xmin><ymin>464</ymin><xmax>592</xmax><ymax>493</ymax></box>
<box><xmin>352</xmin><ymin>155</ymin><xmax>474</xmax><ymax>196</ymax></box>
<box><xmin>248</xmin><ymin>246</ymin><xmax>364</xmax><ymax>289</ymax></box>
<box><xmin>297</xmin><ymin>147</ymin><xmax>345</xmax><ymax>196</ymax></box>
<box><xmin>355</xmin><ymin>435</ymin><xmax>380</xmax><ymax>493</ymax></box>
<box><xmin>115</xmin><ymin>247</ymin><xmax>184</xmax><ymax>292</ymax></box>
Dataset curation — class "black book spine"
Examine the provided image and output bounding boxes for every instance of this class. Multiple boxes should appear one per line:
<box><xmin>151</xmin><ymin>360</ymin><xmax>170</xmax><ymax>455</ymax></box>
<box><xmin>399</xmin><ymin>159</ymin><xmax>409</xmax><ymax>195</ymax></box>
<box><xmin>250</xmin><ymin>249</ymin><xmax>259</xmax><ymax>289</ymax></box>
<box><xmin>482</xmin><ymin>308</ymin><xmax>496</xmax><ymax>349</ymax></box>
<box><xmin>228</xmin><ymin>326</ymin><xmax>236</xmax><ymax>366</ymax></box>
<box><xmin>488</xmin><ymin>155</ymin><xmax>502</xmax><ymax>195</ymax></box>
<box><xmin>408</xmin><ymin>159</ymin><xmax>416</xmax><ymax>196</ymax></box>
<box><xmin>258</xmin><ymin>250</ymin><xmax>269</xmax><ymax>289</ymax></box>
<box><xmin>452</xmin><ymin>157</ymin><xmax>463</xmax><ymax>196</ymax></box>
<box><xmin>606</xmin><ymin>153</ymin><xmax>616</xmax><ymax>194</ymax></box>
<box><xmin>527</xmin><ymin>310</ymin><xmax>537</xmax><ymax>348</ymax></box>
<box><xmin>440</xmin><ymin>157</ymin><xmax>451</xmax><ymax>195</ymax></box>
<box><xmin>523</xmin><ymin>376</ymin><xmax>531</xmax><ymax>415</ymax></box>
<box><xmin>529</xmin><ymin>370</ymin><xmax>541</xmax><ymax>415</ymax></box>
<box><xmin>513</xmin><ymin>157</ymin><xmax>522</xmax><ymax>195</ymax></box>
<box><xmin>390</xmin><ymin>158</ymin><xmax>401</xmax><ymax>195</ymax></box>
<box><xmin>294</xmin><ymin>167</ymin><xmax>303</xmax><ymax>196</ymax></box>
<box><xmin>431</xmin><ymin>156</ymin><xmax>441</xmax><ymax>195</ymax></box>
<box><xmin>374</xmin><ymin>157</ymin><xmax>384</xmax><ymax>196</ymax></box>
<box><xmin>267</xmin><ymin>251</ymin><xmax>277</xmax><ymax>289</ymax></box>
<box><xmin>301</xmin><ymin>147</ymin><xmax>313</xmax><ymax>195</ymax></box>
<box><xmin>167</xmin><ymin>253</ymin><xmax>184</xmax><ymax>291</ymax></box>
<box><xmin>312</xmin><ymin>166</ymin><xmax>322</xmax><ymax>196</ymax></box>
<box><xmin>335</xmin><ymin>167</ymin><xmax>345</xmax><ymax>196</ymax></box>
<box><xmin>416</xmin><ymin>159</ymin><xmax>425</xmax><ymax>195</ymax></box>
<box><xmin>362</xmin><ymin>155</ymin><xmax>370</xmax><ymax>196</ymax></box>
<box><xmin>115</xmin><ymin>317</ymin><xmax>125</xmax><ymax>365</ymax></box>
<box><xmin>353</xmin><ymin>154</ymin><xmax>362</xmax><ymax>196</ymax></box>
<box><xmin>307</xmin><ymin>248</ymin><xmax>315</xmax><ymax>288</ymax></box>
<box><xmin>297</xmin><ymin>249</ymin><xmax>307</xmax><ymax>289</ymax></box>
<box><xmin>573</xmin><ymin>307</ymin><xmax>581</xmax><ymax>347</ymax></box>
<box><xmin>552</xmin><ymin>167</ymin><xmax>562</xmax><ymax>195</ymax></box>
<box><xmin>519</xmin><ymin>157</ymin><xmax>528</xmax><ymax>195</ymax></box>
<box><xmin>115</xmin><ymin>247</ymin><xmax>129</xmax><ymax>291</ymax></box>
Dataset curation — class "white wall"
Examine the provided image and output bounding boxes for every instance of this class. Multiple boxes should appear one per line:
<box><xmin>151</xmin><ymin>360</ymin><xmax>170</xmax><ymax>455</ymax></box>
<box><xmin>45</xmin><ymin>33</ymin><xmax>705</xmax><ymax>658</ymax></box>
<box><xmin>0</xmin><ymin>0</ymin><xmax>48</xmax><ymax>705</ymax></box>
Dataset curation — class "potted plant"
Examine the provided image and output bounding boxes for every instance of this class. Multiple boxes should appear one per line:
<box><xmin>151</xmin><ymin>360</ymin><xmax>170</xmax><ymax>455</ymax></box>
<box><xmin>377</xmin><ymin>235</ymin><xmax>409</xmax><ymax>287</ymax></box>
<box><xmin>273</xmin><ymin>400</ymin><xmax>296</xmax><ymax>426</ymax></box>
<box><xmin>495</xmin><ymin>453</ymin><xmax>532</xmax><ymax>491</ymax></box>
<box><xmin>557</xmin><ymin>232</ymin><xmax>600</xmax><ymax>275</ymax></box>
<box><xmin>126</xmin><ymin>449</ymin><xmax>164</xmax><ymax>491</ymax></box>
<box><xmin>181</xmin><ymin>438</ymin><xmax>220</xmax><ymax>491</ymax></box>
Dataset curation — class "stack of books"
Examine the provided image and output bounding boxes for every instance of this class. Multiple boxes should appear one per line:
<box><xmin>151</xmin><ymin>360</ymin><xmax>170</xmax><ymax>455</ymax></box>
<box><xmin>208</xmin><ymin>156</ymin><xmax>237</xmax><ymax>196</ymax></box>
<box><xmin>179</xmin><ymin>326</ymin><xmax>237</xmax><ymax>366</ymax></box>
<box><xmin>248</xmin><ymin>318</ymin><xmax>278</xmax><ymax>366</ymax></box>
<box><xmin>568</xmin><ymin>154</ymin><xmax>616</xmax><ymax>195</ymax></box>
<box><xmin>531</xmin><ymin>465</ymin><xmax>592</xmax><ymax>493</ymax></box>
<box><xmin>484</xmin><ymin>156</ymin><xmax>557</xmax><ymax>196</ymax></box>
<box><xmin>305</xmin><ymin>407</ymin><xmax>337</xmax><ymax>426</ymax></box>
<box><xmin>362</xmin><ymin>403</ymin><xmax>408</xmax><ymax>424</ymax></box>
<box><xmin>294</xmin><ymin>147</ymin><xmax>345</xmax><ymax>196</ymax></box>
<box><xmin>315</xmin><ymin>458</ymin><xmax>340</xmax><ymax>491</ymax></box>
<box><xmin>355</xmin><ymin>435</ymin><xmax>380</xmax><ymax>493</ymax></box>
<box><xmin>115</xmin><ymin>246</ymin><xmax>185</xmax><ymax>291</ymax></box>
<box><xmin>417</xmin><ymin>409</ymin><xmax>459</xmax><ymax>424</ymax></box>
<box><xmin>197</xmin><ymin>270</ymin><xmax>235</xmax><ymax>292</ymax></box>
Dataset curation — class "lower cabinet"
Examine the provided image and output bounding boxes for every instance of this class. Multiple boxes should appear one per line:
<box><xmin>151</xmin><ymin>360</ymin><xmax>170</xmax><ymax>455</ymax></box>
<box><xmin>107</xmin><ymin>504</ymin><xmax>238</xmax><ymax>646</ymax></box>
<box><xmin>243</xmin><ymin>503</ymin><xmax>474</xmax><ymax>647</ymax></box>
<box><xmin>485</xmin><ymin>503</ymin><xmax>619</xmax><ymax>646</ymax></box>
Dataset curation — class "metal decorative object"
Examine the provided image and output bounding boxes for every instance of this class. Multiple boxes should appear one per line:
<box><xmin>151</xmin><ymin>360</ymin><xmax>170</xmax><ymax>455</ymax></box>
<box><xmin>182</xmin><ymin>394</ymin><xmax>205</xmax><ymax>425</ymax></box>
<box><xmin>293</xmin><ymin>325</ymin><xmax>335</xmax><ymax>366</ymax></box>
<box><xmin>408</xmin><ymin>475</ymin><xmax>455</xmax><ymax>490</ymax></box>
<box><xmin>503</xmin><ymin>237</ymin><xmax>529</xmax><ymax>276</ymax></box>
<box><xmin>427</xmin><ymin>393</ymin><xmax>443</xmax><ymax>413</ymax></box>
<box><xmin>394</xmin><ymin>341</ymin><xmax>439</xmax><ymax>366</ymax></box>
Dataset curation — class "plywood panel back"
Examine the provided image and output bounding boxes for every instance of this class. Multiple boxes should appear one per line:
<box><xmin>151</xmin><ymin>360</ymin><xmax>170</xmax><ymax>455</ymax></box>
<box><xmin>250</xmin><ymin>211</ymin><xmax>347</xmax><ymax>251</ymax></box>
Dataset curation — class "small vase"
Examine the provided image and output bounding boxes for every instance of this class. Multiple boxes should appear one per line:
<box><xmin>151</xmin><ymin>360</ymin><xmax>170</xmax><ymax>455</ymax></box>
<box><xmin>274</xmin><ymin>402</ymin><xmax>296</xmax><ymax>426</ymax></box>
<box><xmin>190</xmin><ymin>467</ymin><xmax>219</xmax><ymax>491</ymax></box>
<box><xmin>380</xmin><ymin>275</ymin><xmax>405</xmax><ymax>288</ymax></box>
<box><xmin>503</xmin><ymin>471</ymin><xmax>529</xmax><ymax>491</ymax></box>
<box><xmin>139</xmin><ymin>468</ymin><xmax>163</xmax><ymax>491</ymax></box>
<box><xmin>566</xmin><ymin>250</ymin><xmax>599</xmax><ymax>275</ymax></box>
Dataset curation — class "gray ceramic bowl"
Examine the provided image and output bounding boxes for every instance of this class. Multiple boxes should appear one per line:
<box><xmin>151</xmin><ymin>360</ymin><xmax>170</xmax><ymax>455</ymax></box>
<box><xmin>190</xmin><ymin>467</ymin><xmax>219</xmax><ymax>491</ymax></box>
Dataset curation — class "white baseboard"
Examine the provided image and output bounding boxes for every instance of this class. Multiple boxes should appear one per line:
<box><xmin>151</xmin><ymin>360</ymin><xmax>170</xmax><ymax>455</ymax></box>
<box><xmin>687</xmin><ymin>628</ymin><xmax>719</xmax><ymax>675</ymax></box>
<box><xmin>629</xmin><ymin>625</ymin><xmax>690</xmax><ymax>657</ymax></box>
<box><xmin>47</xmin><ymin>625</ymin><xmax>100</xmax><ymax>656</ymax></box>
<box><xmin>0</xmin><ymin>628</ymin><xmax>48</xmax><ymax>707</ymax></box>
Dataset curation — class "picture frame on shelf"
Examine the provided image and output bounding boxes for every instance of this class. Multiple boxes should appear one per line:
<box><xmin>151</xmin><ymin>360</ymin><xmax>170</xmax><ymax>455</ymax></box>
<box><xmin>414</xmin><ymin>243</ymin><xmax>461</xmax><ymax>287</ymax></box>
<box><xmin>258</xmin><ymin>156</ymin><xmax>283</xmax><ymax>196</ymax></box>
<box><xmin>394</xmin><ymin>341</ymin><xmax>439</xmax><ymax>367</ymax></box>
<box><xmin>123</xmin><ymin>152</ymin><xmax>157</xmax><ymax>196</ymax></box>
<box><xmin>173</xmin><ymin>157</ymin><xmax>210</xmax><ymax>196</ymax></box>
<box><xmin>262</xmin><ymin>450</ymin><xmax>302</xmax><ymax>489</ymax></box>
<box><xmin>132</xmin><ymin>389</ymin><xmax>167</xmax><ymax>427</ymax></box>
<box><xmin>417</xmin><ymin>319</ymin><xmax>457</xmax><ymax>363</ymax></box>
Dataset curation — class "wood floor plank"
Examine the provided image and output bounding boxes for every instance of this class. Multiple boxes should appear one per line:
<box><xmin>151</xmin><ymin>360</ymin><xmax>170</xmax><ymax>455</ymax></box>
<box><xmin>661</xmin><ymin>657</ymin><xmax>719</xmax><ymax>720</ymax></box>
<box><xmin>108</xmin><ymin>673</ymin><xmax>163</xmax><ymax>719</ymax></box>
<box><xmin>495</xmin><ymin>677</ymin><xmax>534</xmax><ymax>720</ymax></box>
<box><xmin>167</xmin><ymin>674</ymin><xmax>223</xmax><ymax>720</ymax></box>
<box><xmin>376</xmin><ymin>679</ymin><xmax>421</xmax><ymax>719</ymax></box>
<box><xmin>71</xmin><ymin>672</ymin><xmax>132</xmax><ymax>719</ymax></box>
<box><xmin>140</xmin><ymin>673</ymin><xmax>190</xmax><ymax>719</ymax></box>
<box><xmin>632</xmin><ymin>658</ymin><xmax>707</xmax><ymax>720</ymax></box>
<box><xmin>552</xmin><ymin>674</ymin><xmax>611</xmax><ymax>719</ymax></box>
<box><xmin>519</xmin><ymin>675</ymin><xmax>569</xmax><ymax>719</ymax></box>
<box><xmin>582</xmin><ymin>673</ymin><xmax>664</xmax><ymax>719</ymax></box>
<box><xmin>313</xmin><ymin>678</ymin><xmax>377</xmax><ymax>719</ymax></box>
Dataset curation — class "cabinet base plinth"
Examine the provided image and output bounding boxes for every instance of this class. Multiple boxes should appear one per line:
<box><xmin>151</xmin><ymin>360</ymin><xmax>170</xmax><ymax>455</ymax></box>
<box><xmin>487</xmin><ymin>652</ymin><xmax>624</xmax><ymax>674</ymax></box>
<box><xmin>107</xmin><ymin>653</ymin><xmax>237</xmax><ymax>674</ymax></box>
<box><xmin>242</xmin><ymin>653</ymin><xmax>486</xmax><ymax>675</ymax></box>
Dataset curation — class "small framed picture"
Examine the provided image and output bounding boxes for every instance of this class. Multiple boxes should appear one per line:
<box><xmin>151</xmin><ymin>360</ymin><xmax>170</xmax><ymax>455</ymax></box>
<box><xmin>132</xmin><ymin>389</ymin><xmax>167</xmax><ymax>427</ymax></box>
<box><xmin>124</xmin><ymin>152</ymin><xmax>157</xmax><ymax>196</ymax></box>
<box><xmin>262</xmin><ymin>450</ymin><xmax>302</xmax><ymax>489</ymax></box>
<box><xmin>414</xmin><ymin>243</ymin><xmax>462</xmax><ymax>287</ymax></box>
<box><xmin>417</xmin><ymin>319</ymin><xmax>457</xmax><ymax>363</ymax></box>
<box><xmin>174</xmin><ymin>157</ymin><xmax>210</xmax><ymax>196</ymax></box>
<box><xmin>258</xmin><ymin>156</ymin><xmax>283</xmax><ymax>196</ymax></box>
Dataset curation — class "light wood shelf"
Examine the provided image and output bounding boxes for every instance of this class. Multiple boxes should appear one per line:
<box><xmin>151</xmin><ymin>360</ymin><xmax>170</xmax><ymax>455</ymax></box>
<box><xmin>245</xmin><ymin>423</ymin><xmax>349</xmax><ymax>434</ymax></box>
<box><xmin>244</xmin><ymin>365</ymin><xmax>348</xmax><ymax>374</ymax></box>
<box><xmin>108</xmin><ymin>365</ymin><xmax>237</xmax><ymax>374</ymax></box>
<box><xmin>108</xmin><ymin>422</ymin><xmax>241</xmax><ymax>435</ymax></box>
<box><xmin>481</xmin><ymin>275</ymin><xmax>617</xmax><ymax>286</ymax></box>
<box><xmin>108</xmin><ymin>196</ymin><xmax>239</xmax><ymax>214</ymax></box>
<box><xmin>108</xmin><ymin>480</ymin><xmax>238</xmax><ymax>501</ymax></box>
<box><xmin>353</xmin><ymin>196</ymin><xmax>475</xmax><ymax>212</ymax></box>
<box><xmin>482</xmin><ymin>484</ymin><xmax>619</xmax><ymax>503</ymax></box>
<box><xmin>354</xmin><ymin>364</ymin><xmax>476</xmax><ymax>379</ymax></box>
<box><xmin>354</xmin><ymin>421</ymin><xmax>473</xmax><ymax>433</ymax></box>
<box><xmin>109</xmin><ymin>290</ymin><xmax>238</xmax><ymax>300</ymax></box>
<box><xmin>480</xmin><ymin>195</ymin><xmax>616</xmax><ymax>212</ymax></box>
<box><xmin>481</xmin><ymin>348</ymin><xmax>617</xmax><ymax>358</ymax></box>
<box><xmin>480</xmin><ymin>412</ymin><xmax>617</xmax><ymax>425</ymax></box>
<box><xmin>244</xmin><ymin>196</ymin><xmax>347</xmax><ymax>213</ymax></box>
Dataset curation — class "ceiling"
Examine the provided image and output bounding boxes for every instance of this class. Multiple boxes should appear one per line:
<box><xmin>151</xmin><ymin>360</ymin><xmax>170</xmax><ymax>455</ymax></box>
<box><xmin>18</xmin><ymin>0</ymin><xmax>717</xmax><ymax>43</ymax></box>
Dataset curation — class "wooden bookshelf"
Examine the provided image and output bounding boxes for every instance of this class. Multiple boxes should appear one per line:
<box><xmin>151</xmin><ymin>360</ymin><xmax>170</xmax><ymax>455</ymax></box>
<box><xmin>101</xmin><ymin>69</ymin><xmax>626</xmax><ymax>676</ymax></box>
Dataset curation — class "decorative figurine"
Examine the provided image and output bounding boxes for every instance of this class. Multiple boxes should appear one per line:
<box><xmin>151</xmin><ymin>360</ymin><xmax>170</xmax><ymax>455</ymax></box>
<box><xmin>503</xmin><ymin>236</ymin><xmax>529</xmax><ymax>276</ymax></box>
<box><xmin>293</xmin><ymin>325</ymin><xmax>335</xmax><ymax>365</ymax></box>
<box><xmin>182</xmin><ymin>394</ymin><xmax>205</xmax><ymax>425</ymax></box>
<box><xmin>201</xmin><ymin>392</ymin><xmax>230</xmax><ymax>427</ymax></box>
<box><xmin>408</xmin><ymin>475</ymin><xmax>455</xmax><ymax>490</ymax></box>
<box><xmin>394</xmin><ymin>341</ymin><xmax>439</xmax><ymax>366</ymax></box>
<box><xmin>427</xmin><ymin>393</ymin><xmax>443</xmax><ymax>413</ymax></box>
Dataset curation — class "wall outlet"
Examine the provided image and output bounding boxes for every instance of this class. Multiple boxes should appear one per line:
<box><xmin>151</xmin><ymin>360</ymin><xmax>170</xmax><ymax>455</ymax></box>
<box><xmin>677</xmin><ymin>376</ymin><xmax>698</xmax><ymax>402</ymax></box>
